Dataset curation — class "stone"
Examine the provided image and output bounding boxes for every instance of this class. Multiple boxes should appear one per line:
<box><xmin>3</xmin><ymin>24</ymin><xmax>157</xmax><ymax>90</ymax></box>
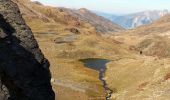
<box><xmin>0</xmin><ymin>0</ymin><xmax>55</xmax><ymax>100</ymax></box>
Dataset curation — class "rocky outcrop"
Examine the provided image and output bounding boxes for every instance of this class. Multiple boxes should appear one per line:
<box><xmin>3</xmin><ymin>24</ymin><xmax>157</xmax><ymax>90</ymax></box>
<box><xmin>0</xmin><ymin>0</ymin><xmax>55</xmax><ymax>100</ymax></box>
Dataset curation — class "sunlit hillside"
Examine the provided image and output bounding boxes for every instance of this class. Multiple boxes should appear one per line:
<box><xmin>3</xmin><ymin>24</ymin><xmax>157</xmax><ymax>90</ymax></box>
<box><xmin>108</xmin><ymin>14</ymin><xmax>170</xmax><ymax>99</ymax></box>
<box><xmin>9</xmin><ymin>0</ymin><xmax>170</xmax><ymax>100</ymax></box>
<box><xmin>11</xmin><ymin>0</ymin><xmax>130</xmax><ymax>100</ymax></box>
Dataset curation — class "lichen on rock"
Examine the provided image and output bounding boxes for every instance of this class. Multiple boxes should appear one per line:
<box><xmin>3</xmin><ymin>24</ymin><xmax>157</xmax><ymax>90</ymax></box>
<box><xmin>0</xmin><ymin>0</ymin><xmax>55</xmax><ymax>99</ymax></box>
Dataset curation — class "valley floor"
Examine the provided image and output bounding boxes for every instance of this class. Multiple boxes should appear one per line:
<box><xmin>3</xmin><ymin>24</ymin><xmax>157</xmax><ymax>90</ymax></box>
<box><xmin>20</xmin><ymin>2</ymin><xmax>170</xmax><ymax>98</ymax></box>
<box><xmin>31</xmin><ymin>29</ymin><xmax>170</xmax><ymax>100</ymax></box>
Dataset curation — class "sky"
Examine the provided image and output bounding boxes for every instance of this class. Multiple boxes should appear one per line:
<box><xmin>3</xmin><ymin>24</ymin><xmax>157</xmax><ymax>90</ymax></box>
<box><xmin>31</xmin><ymin>0</ymin><xmax>170</xmax><ymax>15</ymax></box>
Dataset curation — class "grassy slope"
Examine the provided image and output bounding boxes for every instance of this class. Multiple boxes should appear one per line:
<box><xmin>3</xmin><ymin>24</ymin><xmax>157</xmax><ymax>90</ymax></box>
<box><xmin>13</xmin><ymin>0</ymin><xmax>129</xmax><ymax>100</ymax></box>
<box><xmin>14</xmin><ymin>0</ymin><xmax>170</xmax><ymax>100</ymax></box>
<box><xmin>106</xmin><ymin>15</ymin><xmax>170</xmax><ymax>100</ymax></box>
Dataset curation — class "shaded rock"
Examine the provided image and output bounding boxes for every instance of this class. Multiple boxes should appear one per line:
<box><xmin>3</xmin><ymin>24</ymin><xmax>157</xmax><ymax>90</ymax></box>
<box><xmin>0</xmin><ymin>0</ymin><xmax>55</xmax><ymax>100</ymax></box>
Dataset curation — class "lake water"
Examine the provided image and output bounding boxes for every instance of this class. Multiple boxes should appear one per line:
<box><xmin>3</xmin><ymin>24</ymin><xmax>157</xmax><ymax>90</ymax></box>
<box><xmin>80</xmin><ymin>58</ymin><xmax>113</xmax><ymax>100</ymax></box>
<box><xmin>79</xmin><ymin>58</ymin><xmax>110</xmax><ymax>71</ymax></box>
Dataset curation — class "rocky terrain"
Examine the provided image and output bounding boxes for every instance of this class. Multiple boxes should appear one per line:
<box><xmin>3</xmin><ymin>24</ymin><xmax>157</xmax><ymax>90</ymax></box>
<box><xmin>0</xmin><ymin>0</ymin><xmax>54</xmax><ymax>100</ymax></box>
<box><xmin>2</xmin><ymin>0</ymin><xmax>170</xmax><ymax>100</ymax></box>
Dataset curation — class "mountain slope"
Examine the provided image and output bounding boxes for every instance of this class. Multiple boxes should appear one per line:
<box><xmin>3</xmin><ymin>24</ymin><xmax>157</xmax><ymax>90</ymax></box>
<box><xmin>62</xmin><ymin>8</ymin><xmax>124</xmax><ymax>34</ymax></box>
<box><xmin>11</xmin><ymin>0</ymin><xmax>170</xmax><ymax>100</ymax></box>
<box><xmin>135</xmin><ymin>14</ymin><xmax>170</xmax><ymax>58</ymax></box>
<box><xmin>13</xmin><ymin>0</ymin><xmax>124</xmax><ymax>35</ymax></box>
<box><xmin>107</xmin><ymin>14</ymin><xmax>170</xmax><ymax>100</ymax></box>
<box><xmin>13</xmin><ymin>0</ymin><xmax>97</xmax><ymax>35</ymax></box>
<box><xmin>11</xmin><ymin>0</ymin><xmax>129</xmax><ymax>100</ymax></box>
<box><xmin>112</xmin><ymin>14</ymin><xmax>170</xmax><ymax>57</ymax></box>
<box><xmin>98</xmin><ymin>10</ymin><xmax>169</xmax><ymax>29</ymax></box>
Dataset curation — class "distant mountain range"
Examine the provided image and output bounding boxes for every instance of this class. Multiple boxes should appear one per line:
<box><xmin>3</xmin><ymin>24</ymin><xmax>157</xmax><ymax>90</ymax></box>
<box><xmin>96</xmin><ymin>10</ymin><xmax>169</xmax><ymax>29</ymax></box>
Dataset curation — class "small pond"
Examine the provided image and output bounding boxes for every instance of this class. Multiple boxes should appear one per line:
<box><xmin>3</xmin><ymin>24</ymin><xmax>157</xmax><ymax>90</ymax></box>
<box><xmin>80</xmin><ymin>58</ymin><xmax>113</xmax><ymax>100</ymax></box>
<box><xmin>79</xmin><ymin>58</ymin><xmax>110</xmax><ymax>71</ymax></box>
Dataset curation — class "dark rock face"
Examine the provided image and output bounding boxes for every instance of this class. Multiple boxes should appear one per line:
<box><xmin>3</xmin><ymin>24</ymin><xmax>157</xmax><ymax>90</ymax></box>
<box><xmin>0</xmin><ymin>0</ymin><xmax>55</xmax><ymax>100</ymax></box>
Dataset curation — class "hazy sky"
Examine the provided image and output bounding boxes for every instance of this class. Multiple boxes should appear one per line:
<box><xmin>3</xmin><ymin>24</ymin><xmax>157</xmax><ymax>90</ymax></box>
<box><xmin>31</xmin><ymin>0</ymin><xmax>170</xmax><ymax>14</ymax></box>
